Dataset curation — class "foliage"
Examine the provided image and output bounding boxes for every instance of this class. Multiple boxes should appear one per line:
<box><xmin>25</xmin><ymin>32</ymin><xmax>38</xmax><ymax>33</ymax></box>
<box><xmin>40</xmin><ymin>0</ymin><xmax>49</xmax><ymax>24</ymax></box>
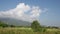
<box><xmin>0</xmin><ymin>27</ymin><xmax>34</xmax><ymax>34</ymax></box>
<box><xmin>0</xmin><ymin>27</ymin><xmax>60</xmax><ymax>34</ymax></box>
<box><xmin>47</xmin><ymin>26</ymin><xmax>59</xmax><ymax>29</ymax></box>
<box><xmin>0</xmin><ymin>21</ymin><xmax>8</xmax><ymax>27</ymax></box>
<box><xmin>0</xmin><ymin>21</ymin><xmax>15</xmax><ymax>27</ymax></box>
<box><xmin>31</xmin><ymin>20</ymin><xmax>41</xmax><ymax>32</ymax></box>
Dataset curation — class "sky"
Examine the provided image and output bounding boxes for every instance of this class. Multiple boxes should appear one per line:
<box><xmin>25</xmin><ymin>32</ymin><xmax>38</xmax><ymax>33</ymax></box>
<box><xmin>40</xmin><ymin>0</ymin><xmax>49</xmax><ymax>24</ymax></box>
<box><xmin>0</xmin><ymin>0</ymin><xmax>60</xmax><ymax>27</ymax></box>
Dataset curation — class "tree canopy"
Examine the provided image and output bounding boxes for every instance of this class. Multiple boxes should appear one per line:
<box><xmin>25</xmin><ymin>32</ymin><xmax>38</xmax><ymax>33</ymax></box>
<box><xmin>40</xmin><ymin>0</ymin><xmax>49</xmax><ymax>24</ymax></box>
<box><xmin>31</xmin><ymin>20</ymin><xmax>41</xmax><ymax>32</ymax></box>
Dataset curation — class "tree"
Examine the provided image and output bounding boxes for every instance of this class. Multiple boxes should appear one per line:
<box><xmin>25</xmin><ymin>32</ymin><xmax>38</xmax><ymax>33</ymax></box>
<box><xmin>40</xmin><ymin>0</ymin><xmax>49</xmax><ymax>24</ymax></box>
<box><xmin>0</xmin><ymin>21</ymin><xmax>8</xmax><ymax>27</ymax></box>
<box><xmin>10</xmin><ymin>25</ymin><xmax>15</xmax><ymax>27</ymax></box>
<box><xmin>31</xmin><ymin>20</ymin><xmax>41</xmax><ymax>32</ymax></box>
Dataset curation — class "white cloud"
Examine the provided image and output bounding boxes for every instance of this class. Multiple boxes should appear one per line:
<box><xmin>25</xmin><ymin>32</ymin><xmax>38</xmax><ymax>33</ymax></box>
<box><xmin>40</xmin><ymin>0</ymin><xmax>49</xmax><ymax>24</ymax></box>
<box><xmin>0</xmin><ymin>3</ymin><xmax>47</xmax><ymax>22</ymax></box>
<box><xmin>30</xmin><ymin>6</ymin><xmax>41</xmax><ymax>17</ymax></box>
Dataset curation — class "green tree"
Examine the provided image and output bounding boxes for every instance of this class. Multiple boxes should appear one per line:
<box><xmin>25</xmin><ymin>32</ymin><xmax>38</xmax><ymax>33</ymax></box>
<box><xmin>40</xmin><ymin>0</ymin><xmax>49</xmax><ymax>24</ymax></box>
<box><xmin>31</xmin><ymin>20</ymin><xmax>41</xmax><ymax>32</ymax></box>
<box><xmin>0</xmin><ymin>21</ymin><xmax>8</xmax><ymax>27</ymax></box>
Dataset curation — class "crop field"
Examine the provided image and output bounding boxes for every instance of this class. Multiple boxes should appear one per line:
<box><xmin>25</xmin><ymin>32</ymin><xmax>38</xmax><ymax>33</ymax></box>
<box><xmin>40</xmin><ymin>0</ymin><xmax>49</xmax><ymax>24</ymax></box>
<box><xmin>0</xmin><ymin>27</ymin><xmax>60</xmax><ymax>34</ymax></box>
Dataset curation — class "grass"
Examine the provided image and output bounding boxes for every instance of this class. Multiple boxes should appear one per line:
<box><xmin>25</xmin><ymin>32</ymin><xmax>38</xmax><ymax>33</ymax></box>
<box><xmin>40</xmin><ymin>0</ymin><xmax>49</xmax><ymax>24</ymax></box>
<box><xmin>0</xmin><ymin>27</ymin><xmax>34</xmax><ymax>34</ymax></box>
<box><xmin>0</xmin><ymin>27</ymin><xmax>60</xmax><ymax>34</ymax></box>
<box><xmin>47</xmin><ymin>28</ymin><xmax>60</xmax><ymax>32</ymax></box>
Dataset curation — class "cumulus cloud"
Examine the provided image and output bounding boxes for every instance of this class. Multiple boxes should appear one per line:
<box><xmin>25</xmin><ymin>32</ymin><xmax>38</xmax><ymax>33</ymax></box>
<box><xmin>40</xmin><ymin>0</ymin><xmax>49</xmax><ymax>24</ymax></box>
<box><xmin>0</xmin><ymin>3</ymin><xmax>47</xmax><ymax>22</ymax></box>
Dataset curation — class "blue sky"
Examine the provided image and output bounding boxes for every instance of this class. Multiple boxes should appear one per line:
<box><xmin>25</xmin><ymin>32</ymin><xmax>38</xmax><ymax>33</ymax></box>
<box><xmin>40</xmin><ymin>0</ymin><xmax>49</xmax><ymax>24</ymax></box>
<box><xmin>0</xmin><ymin>0</ymin><xmax>60</xmax><ymax>27</ymax></box>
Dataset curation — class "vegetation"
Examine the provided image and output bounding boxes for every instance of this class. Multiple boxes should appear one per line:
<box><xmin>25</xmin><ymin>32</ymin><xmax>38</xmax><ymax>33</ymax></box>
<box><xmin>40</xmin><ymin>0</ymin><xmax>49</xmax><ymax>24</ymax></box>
<box><xmin>31</xmin><ymin>20</ymin><xmax>41</xmax><ymax>32</ymax></box>
<box><xmin>0</xmin><ymin>27</ymin><xmax>60</xmax><ymax>34</ymax></box>
<box><xmin>31</xmin><ymin>20</ymin><xmax>47</xmax><ymax>32</ymax></box>
<box><xmin>0</xmin><ymin>21</ymin><xmax>8</xmax><ymax>27</ymax></box>
<box><xmin>0</xmin><ymin>20</ymin><xmax>60</xmax><ymax>34</ymax></box>
<box><xmin>0</xmin><ymin>27</ymin><xmax>34</xmax><ymax>34</ymax></box>
<box><xmin>0</xmin><ymin>21</ymin><xmax>15</xmax><ymax>27</ymax></box>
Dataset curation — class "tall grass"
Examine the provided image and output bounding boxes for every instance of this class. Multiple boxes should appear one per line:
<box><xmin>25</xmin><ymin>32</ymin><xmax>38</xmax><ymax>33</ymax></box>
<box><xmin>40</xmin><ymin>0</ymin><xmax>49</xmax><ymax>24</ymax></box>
<box><xmin>0</xmin><ymin>27</ymin><xmax>34</xmax><ymax>34</ymax></box>
<box><xmin>0</xmin><ymin>27</ymin><xmax>60</xmax><ymax>34</ymax></box>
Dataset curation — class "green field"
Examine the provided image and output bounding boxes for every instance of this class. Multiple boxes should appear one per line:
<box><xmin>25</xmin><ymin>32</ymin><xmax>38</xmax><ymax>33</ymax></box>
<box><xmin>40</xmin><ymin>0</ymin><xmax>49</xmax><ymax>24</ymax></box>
<box><xmin>0</xmin><ymin>27</ymin><xmax>60</xmax><ymax>34</ymax></box>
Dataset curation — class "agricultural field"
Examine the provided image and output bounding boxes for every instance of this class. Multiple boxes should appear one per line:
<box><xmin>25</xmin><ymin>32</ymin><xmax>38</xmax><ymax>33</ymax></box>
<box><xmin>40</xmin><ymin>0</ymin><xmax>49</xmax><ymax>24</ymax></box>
<box><xmin>0</xmin><ymin>27</ymin><xmax>60</xmax><ymax>34</ymax></box>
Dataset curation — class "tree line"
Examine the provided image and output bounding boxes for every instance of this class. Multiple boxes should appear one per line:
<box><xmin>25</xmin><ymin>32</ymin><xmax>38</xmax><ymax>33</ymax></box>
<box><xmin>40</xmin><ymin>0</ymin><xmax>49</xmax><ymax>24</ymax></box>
<box><xmin>0</xmin><ymin>21</ymin><xmax>15</xmax><ymax>27</ymax></box>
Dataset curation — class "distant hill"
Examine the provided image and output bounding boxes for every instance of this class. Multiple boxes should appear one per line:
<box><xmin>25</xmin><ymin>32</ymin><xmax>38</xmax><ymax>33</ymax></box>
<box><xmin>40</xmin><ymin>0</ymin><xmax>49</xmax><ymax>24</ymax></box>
<box><xmin>0</xmin><ymin>17</ymin><xmax>31</xmax><ymax>26</ymax></box>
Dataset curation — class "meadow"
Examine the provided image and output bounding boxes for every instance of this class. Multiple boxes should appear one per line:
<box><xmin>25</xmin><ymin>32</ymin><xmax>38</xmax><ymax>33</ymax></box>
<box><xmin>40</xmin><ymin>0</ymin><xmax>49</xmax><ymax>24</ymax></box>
<box><xmin>0</xmin><ymin>27</ymin><xmax>60</xmax><ymax>34</ymax></box>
